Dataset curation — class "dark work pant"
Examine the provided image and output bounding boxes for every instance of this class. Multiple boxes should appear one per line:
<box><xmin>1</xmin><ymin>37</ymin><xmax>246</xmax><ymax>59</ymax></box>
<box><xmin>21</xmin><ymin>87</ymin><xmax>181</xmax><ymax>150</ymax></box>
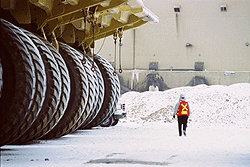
<box><xmin>177</xmin><ymin>116</ymin><xmax>188</xmax><ymax>136</ymax></box>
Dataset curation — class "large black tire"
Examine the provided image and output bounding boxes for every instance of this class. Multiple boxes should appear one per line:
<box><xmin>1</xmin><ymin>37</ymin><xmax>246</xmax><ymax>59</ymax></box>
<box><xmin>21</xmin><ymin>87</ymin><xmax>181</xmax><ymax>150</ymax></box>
<box><xmin>0</xmin><ymin>19</ymin><xmax>36</xmax><ymax>146</ymax></box>
<box><xmin>1</xmin><ymin>19</ymin><xmax>46</xmax><ymax>144</ymax></box>
<box><xmin>111</xmin><ymin>117</ymin><xmax>119</xmax><ymax>126</ymax></box>
<box><xmin>34</xmin><ymin>38</ymin><xmax>71</xmax><ymax>140</ymax></box>
<box><xmin>61</xmin><ymin>45</ymin><xmax>97</xmax><ymax>134</ymax></box>
<box><xmin>24</xmin><ymin>40</ymin><xmax>63</xmax><ymax>141</ymax></box>
<box><xmin>41</xmin><ymin>42</ymin><xmax>89</xmax><ymax>139</ymax></box>
<box><xmin>79</xmin><ymin>56</ymin><xmax>105</xmax><ymax>129</ymax></box>
<box><xmin>100</xmin><ymin>116</ymin><xmax>114</xmax><ymax>127</ymax></box>
<box><xmin>0</xmin><ymin>58</ymin><xmax>3</xmax><ymax>98</ymax></box>
<box><xmin>4</xmin><ymin>27</ymin><xmax>47</xmax><ymax>144</ymax></box>
<box><xmin>85</xmin><ymin>54</ymin><xmax>120</xmax><ymax>128</ymax></box>
<box><xmin>12</xmin><ymin>30</ymin><xmax>64</xmax><ymax>144</ymax></box>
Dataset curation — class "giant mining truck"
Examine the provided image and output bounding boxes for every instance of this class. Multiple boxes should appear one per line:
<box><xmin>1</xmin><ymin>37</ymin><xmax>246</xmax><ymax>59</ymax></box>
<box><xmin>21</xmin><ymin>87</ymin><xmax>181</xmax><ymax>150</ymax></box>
<box><xmin>0</xmin><ymin>0</ymin><xmax>158</xmax><ymax>146</ymax></box>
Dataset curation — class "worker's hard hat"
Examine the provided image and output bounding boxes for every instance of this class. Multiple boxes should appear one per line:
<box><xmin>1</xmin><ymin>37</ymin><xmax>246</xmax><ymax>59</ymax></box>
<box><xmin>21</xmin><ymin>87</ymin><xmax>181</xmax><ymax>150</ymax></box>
<box><xmin>180</xmin><ymin>94</ymin><xmax>185</xmax><ymax>100</ymax></box>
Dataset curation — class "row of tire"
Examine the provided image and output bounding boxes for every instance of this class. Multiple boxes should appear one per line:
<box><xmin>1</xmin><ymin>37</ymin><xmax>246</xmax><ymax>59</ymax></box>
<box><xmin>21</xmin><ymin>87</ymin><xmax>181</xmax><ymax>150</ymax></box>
<box><xmin>0</xmin><ymin>19</ymin><xmax>120</xmax><ymax>146</ymax></box>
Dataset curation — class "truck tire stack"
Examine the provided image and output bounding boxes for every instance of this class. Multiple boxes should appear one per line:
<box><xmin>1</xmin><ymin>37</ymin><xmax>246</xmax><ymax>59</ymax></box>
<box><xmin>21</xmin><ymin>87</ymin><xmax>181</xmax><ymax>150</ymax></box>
<box><xmin>0</xmin><ymin>19</ymin><xmax>120</xmax><ymax>146</ymax></box>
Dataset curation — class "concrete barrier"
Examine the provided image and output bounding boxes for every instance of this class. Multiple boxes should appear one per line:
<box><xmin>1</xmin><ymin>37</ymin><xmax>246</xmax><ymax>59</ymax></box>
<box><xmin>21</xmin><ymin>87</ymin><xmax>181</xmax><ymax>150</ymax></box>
<box><xmin>118</xmin><ymin>70</ymin><xmax>250</xmax><ymax>91</ymax></box>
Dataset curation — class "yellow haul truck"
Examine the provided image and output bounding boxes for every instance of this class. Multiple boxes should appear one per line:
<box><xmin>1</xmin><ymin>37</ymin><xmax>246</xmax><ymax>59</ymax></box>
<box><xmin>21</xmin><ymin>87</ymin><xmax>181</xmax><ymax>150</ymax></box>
<box><xmin>0</xmin><ymin>0</ymin><xmax>158</xmax><ymax>146</ymax></box>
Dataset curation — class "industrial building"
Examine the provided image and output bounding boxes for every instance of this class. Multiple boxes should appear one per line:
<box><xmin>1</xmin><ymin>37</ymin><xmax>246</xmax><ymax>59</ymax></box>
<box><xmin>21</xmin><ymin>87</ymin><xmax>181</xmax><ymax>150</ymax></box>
<box><xmin>96</xmin><ymin>0</ymin><xmax>250</xmax><ymax>90</ymax></box>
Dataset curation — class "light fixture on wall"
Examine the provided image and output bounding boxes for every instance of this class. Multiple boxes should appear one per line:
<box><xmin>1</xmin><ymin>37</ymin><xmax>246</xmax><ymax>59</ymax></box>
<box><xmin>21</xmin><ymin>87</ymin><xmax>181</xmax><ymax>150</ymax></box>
<box><xmin>186</xmin><ymin>43</ymin><xmax>192</xmax><ymax>47</ymax></box>
<box><xmin>220</xmin><ymin>5</ymin><xmax>227</xmax><ymax>12</ymax></box>
<box><xmin>174</xmin><ymin>6</ymin><xmax>180</xmax><ymax>12</ymax></box>
<box><xmin>245</xmin><ymin>42</ymin><xmax>249</xmax><ymax>47</ymax></box>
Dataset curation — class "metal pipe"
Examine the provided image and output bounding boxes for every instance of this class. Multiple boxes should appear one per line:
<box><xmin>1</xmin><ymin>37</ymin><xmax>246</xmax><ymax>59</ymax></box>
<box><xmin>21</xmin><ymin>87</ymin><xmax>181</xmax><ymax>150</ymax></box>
<box><xmin>133</xmin><ymin>29</ymin><xmax>136</xmax><ymax>70</ymax></box>
<box><xmin>51</xmin><ymin>31</ymin><xmax>59</xmax><ymax>51</ymax></box>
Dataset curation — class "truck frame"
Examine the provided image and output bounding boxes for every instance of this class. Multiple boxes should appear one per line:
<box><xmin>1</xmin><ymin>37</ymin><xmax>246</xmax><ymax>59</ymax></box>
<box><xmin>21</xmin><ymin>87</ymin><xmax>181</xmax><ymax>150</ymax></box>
<box><xmin>0</xmin><ymin>0</ymin><xmax>158</xmax><ymax>146</ymax></box>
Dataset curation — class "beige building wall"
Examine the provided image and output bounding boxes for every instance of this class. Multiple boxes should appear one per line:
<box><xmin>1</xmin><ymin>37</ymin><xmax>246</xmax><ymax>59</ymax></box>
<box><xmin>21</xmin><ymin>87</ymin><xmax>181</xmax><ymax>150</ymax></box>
<box><xmin>96</xmin><ymin>0</ymin><xmax>250</xmax><ymax>71</ymax></box>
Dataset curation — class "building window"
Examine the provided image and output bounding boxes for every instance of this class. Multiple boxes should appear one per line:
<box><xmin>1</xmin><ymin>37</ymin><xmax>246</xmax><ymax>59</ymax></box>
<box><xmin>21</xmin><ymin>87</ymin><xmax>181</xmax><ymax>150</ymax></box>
<box><xmin>174</xmin><ymin>6</ymin><xmax>180</xmax><ymax>12</ymax></box>
<box><xmin>220</xmin><ymin>5</ymin><xmax>227</xmax><ymax>12</ymax></box>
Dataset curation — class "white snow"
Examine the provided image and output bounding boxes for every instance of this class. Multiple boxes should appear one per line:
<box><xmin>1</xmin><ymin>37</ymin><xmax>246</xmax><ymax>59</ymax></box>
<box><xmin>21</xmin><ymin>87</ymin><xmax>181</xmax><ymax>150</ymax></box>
<box><xmin>120</xmin><ymin>83</ymin><xmax>250</xmax><ymax>128</ymax></box>
<box><xmin>1</xmin><ymin>83</ymin><xmax>250</xmax><ymax>167</ymax></box>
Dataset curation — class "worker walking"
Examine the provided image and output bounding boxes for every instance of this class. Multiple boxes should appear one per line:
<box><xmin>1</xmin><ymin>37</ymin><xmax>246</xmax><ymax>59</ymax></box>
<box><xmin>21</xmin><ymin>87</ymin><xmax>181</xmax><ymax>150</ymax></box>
<box><xmin>173</xmin><ymin>94</ymin><xmax>190</xmax><ymax>136</ymax></box>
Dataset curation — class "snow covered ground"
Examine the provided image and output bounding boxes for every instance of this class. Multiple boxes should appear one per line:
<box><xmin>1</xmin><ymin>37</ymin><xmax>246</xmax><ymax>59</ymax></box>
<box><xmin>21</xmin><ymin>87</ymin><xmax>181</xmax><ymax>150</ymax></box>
<box><xmin>1</xmin><ymin>83</ymin><xmax>250</xmax><ymax>167</ymax></box>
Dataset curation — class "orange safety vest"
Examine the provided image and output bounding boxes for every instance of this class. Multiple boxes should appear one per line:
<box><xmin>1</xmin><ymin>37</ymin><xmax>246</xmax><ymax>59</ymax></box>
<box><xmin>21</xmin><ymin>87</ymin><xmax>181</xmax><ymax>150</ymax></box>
<box><xmin>177</xmin><ymin>100</ymin><xmax>190</xmax><ymax>116</ymax></box>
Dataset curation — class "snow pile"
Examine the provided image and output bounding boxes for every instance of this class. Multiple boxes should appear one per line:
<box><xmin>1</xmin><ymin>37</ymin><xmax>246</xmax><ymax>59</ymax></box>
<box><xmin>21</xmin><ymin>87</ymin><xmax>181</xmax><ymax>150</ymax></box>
<box><xmin>120</xmin><ymin>83</ymin><xmax>250</xmax><ymax>128</ymax></box>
